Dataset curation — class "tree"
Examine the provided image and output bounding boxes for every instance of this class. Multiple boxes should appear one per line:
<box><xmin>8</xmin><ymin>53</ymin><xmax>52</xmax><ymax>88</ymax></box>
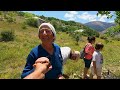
<box><xmin>97</xmin><ymin>11</ymin><xmax>120</xmax><ymax>25</ymax></box>
<box><xmin>24</xmin><ymin>12</ymin><xmax>35</xmax><ymax>18</ymax></box>
<box><xmin>25</xmin><ymin>17</ymin><xmax>38</xmax><ymax>28</ymax></box>
<box><xmin>114</xmin><ymin>11</ymin><xmax>120</xmax><ymax>25</ymax></box>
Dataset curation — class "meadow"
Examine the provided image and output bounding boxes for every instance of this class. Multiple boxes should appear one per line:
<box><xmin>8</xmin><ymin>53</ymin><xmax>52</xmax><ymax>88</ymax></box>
<box><xmin>0</xmin><ymin>20</ymin><xmax>120</xmax><ymax>79</ymax></box>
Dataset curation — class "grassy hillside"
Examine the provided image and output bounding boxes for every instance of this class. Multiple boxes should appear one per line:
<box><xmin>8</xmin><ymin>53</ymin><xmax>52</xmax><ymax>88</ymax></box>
<box><xmin>0</xmin><ymin>12</ymin><xmax>120</xmax><ymax>79</ymax></box>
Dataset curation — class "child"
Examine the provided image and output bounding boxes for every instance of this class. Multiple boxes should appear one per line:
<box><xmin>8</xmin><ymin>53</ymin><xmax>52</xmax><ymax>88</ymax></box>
<box><xmin>60</xmin><ymin>47</ymin><xmax>80</xmax><ymax>78</ymax></box>
<box><xmin>83</xmin><ymin>36</ymin><xmax>96</xmax><ymax>79</ymax></box>
<box><xmin>90</xmin><ymin>43</ymin><xmax>104</xmax><ymax>79</ymax></box>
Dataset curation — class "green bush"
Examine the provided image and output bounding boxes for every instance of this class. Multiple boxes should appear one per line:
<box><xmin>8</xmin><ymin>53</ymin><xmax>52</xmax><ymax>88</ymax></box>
<box><xmin>100</xmin><ymin>34</ymin><xmax>108</xmax><ymax>40</ymax></box>
<box><xmin>6</xmin><ymin>17</ymin><xmax>16</xmax><ymax>23</ymax></box>
<box><xmin>0</xmin><ymin>30</ymin><xmax>15</xmax><ymax>41</ymax></box>
<box><xmin>21</xmin><ymin>23</ymin><xmax>27</xmax><ymax>29</ymax></box>
<box><xmin>25</xmin><ymin>17</ymin><xmax>38</xmax><ymax>28</ymax></box>
<box><xmin>113</xmin><ymin>35</ymin><xmax>120</xmax><ymax>41</ymax></box>
<box><xmin>17</xmin><ymin>11</ymin><xmax>25</xmax><ymax>16</ymax></box>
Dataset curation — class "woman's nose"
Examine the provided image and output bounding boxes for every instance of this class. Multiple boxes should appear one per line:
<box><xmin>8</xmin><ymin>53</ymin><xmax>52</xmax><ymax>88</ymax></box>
<box><xmin>43</xmin><ymin>30</ymin><xmax>47</xmax><ymax>35</ymax></box>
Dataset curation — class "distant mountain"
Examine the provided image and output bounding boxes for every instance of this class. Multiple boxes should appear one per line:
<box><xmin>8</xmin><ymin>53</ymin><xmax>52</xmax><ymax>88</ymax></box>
<box><xmin>84</xmin><ymin>21</ymin><xmax>116</xmax><ymax>32</ymax></box>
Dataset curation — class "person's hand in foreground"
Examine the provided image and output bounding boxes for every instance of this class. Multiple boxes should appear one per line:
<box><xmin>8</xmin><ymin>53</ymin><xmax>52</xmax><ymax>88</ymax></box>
<box><xmin>24</xmin><ymin>57</ymin><xmax>52</xmax><ymax>79</ymax></box>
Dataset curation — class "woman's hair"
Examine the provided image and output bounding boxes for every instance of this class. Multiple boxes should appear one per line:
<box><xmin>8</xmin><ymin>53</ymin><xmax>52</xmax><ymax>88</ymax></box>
<box><xmin>95</xmin><ymin>43</ymin><xmax>104</xmax><ymax>50</ymax></box>
<box><xmin>87</xmin><ymin>36</ymin><xmax>96</xmax><ymax>43</ymax></box>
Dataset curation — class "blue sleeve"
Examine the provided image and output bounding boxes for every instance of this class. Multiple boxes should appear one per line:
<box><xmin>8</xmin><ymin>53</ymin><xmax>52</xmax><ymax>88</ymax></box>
<box><xmin>53</xmin><ymin>43</ymin><xmax>63</xmax><ymax>76</ymax></box>
<box><xmin>21</xmin><ymin>52</ymin><xmax>36</xmax><ymax>79</ymax></box>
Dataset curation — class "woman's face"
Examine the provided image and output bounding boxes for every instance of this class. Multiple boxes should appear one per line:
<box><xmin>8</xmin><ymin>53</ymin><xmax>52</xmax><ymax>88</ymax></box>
<box><xmin>39</xmin><ymin>25</ymin><xmax>54</xmax><ymax>43</ymax></box>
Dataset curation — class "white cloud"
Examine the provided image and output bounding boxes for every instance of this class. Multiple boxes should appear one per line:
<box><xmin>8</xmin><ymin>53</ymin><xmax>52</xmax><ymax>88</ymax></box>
<box><xmin>68</xmin><ymin>17</ymin><xmax>76</xmax><ymax>21</ymax></box>
<box><xmin>77</xmin><ymin>12</ymin><xmax>97</xmax><ymax>22</ymax></box>
<box><xmin>108</xmin><ymin>20</ymin><xmax>114</xmax><ymax>23</ymax></box>
<box><xmin>67</xmin><ymin>11</ymin><xmax>78</xmax><ymax>15</ymax></box>
<box><xmin>64</xmin><ymin>11</ymin><xmax>78</xmax><ymax>21</ymax></box>
<box><xmin>98</xmin><ymin>14</ymin><xmax>108</xmax><ymax>22</ymax></box>
<box><xmin>64</xmin><ymin>11</ymin><xmax>114</xmax><ymax>23</ymax></box>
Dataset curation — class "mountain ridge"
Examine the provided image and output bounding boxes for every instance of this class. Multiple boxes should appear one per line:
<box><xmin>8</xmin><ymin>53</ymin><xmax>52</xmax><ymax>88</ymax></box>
<box><xmin>84</xmin><ymin>21</ymin><xmax>116</xmax><ymax>32</ymax></box>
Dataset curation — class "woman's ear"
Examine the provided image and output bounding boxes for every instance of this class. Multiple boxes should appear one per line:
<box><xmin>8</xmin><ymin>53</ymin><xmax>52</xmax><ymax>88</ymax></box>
<box><xmin>53</xmin><ymin>37</ymin><xmax>55</xmax><ymax>41</ymax></box>
<box><xmin>38</xmin><ymin>36</ymin><xmax>40</xmax><ymax>39</ymax></box>
<box><xmin>38</xmin><ymin>34</ymin><xmax>41</xmax><ymax>39</ymax></box>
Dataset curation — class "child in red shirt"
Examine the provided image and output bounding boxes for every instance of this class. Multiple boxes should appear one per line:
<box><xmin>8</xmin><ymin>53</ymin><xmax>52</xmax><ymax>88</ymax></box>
<box><xmin>83</xmin><ymin>36</ymin><xmax>95</xmax><ymax>79</ymax></box>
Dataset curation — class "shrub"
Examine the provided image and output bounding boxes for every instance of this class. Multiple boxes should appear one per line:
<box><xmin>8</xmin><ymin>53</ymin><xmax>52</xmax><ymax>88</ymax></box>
<box><xmin>0</xmin><ymin>30</ymin><xmax>15</xmax><ymax>41</ymax></box>
<box><xmin>17</xmin><ymin>11</ymin><xmax>25</xmax><ymax>16</ymax></box>
<box><xmin>21</xmin><ymin>23</ymin><xmax>27</xmax><ymax>29</ymax></box>
<box><xmin>113</xmin><ymin>35</ymin><xmax>120</xmax><ymax>41</ymax></box>
<box><xmin>6</xmin><ymin>17</ymin><xmax>16</xmax><ymax>23</ymax></box>
<box><xmin>25</xmin><ymin>17</ymin><xmax>38</xmax><ymax>28</ymax></box>
<box><xmin>100</xmin><ymin>34</ymin><xmax>108</xmax><ymax>40</ymax></box>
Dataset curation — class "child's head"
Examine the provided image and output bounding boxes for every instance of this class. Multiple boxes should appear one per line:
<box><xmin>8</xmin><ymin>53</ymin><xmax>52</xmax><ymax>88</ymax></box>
<box><xmin>87</xmin><ymin>36</ymin><xmax>96</xmax><ymax>44</ymax></box>
<box><xmin>95</xmin><ymin>43</ymin><xmax>104</xmax><ymax>50</ymax></box>
<box><xmin>70</xmin><ymin>50</ymin><xmax>80</xmax><ymax>60</ymax></box>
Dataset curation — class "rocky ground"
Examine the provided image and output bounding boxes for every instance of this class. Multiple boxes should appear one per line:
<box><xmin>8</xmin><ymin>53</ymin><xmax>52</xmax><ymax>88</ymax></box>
<box><xmin>66</xmin><ymin>68</ymin><xmax>120</xmax><ymax>79</ymax></box>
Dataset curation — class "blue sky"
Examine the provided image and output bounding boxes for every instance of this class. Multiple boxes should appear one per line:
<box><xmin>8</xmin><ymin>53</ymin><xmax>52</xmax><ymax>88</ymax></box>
<box><xmin>23</xmin><ymin>11</ymin><xmax>115</xmax><ymax>24</ymax></box>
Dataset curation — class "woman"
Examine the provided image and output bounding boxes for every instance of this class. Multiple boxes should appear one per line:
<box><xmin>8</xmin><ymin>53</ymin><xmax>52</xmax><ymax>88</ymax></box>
<box><xmin>83</xmin><ymin>36</ymin><xmax>95</xmax><ymax>79</ymax></box>
<box><xmin>21</xmin><ymin>23</ymin><xmax>64</xmax><ymax>79</ymax></box>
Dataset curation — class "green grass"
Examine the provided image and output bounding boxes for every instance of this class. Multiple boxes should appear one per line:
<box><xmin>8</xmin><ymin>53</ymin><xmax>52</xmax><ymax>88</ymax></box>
<box><xmin>0</xmin><ymin>20</ymin><xmax>120</xmax><ymax>79</ymax></box>
<box><xmin>0</xmin><ymin>20</ymin><xmax>40</xmax><ymax>78</ymax></box>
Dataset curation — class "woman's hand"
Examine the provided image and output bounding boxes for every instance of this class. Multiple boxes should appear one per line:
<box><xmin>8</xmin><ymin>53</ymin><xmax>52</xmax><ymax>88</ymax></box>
<box><xmin>24</xmin><ymin>57</ymin><xmax>52</xmax><ymax>79</ymax></box>
<box><xmin>58</xmin><ymin>74</ymin><xmax>65</xmax><ymax>79</ymax></box>
<box><xmin>33</xmin><ymin>57</ymin><xmax>52</xmax><ymax>74</ymax></box>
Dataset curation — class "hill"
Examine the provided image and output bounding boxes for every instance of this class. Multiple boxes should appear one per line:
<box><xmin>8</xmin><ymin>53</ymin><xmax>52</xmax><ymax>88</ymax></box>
<box><xmin>84</xmin><ymin>21</ymin><xmax>116</xmax><ymax>32</ymax></box>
